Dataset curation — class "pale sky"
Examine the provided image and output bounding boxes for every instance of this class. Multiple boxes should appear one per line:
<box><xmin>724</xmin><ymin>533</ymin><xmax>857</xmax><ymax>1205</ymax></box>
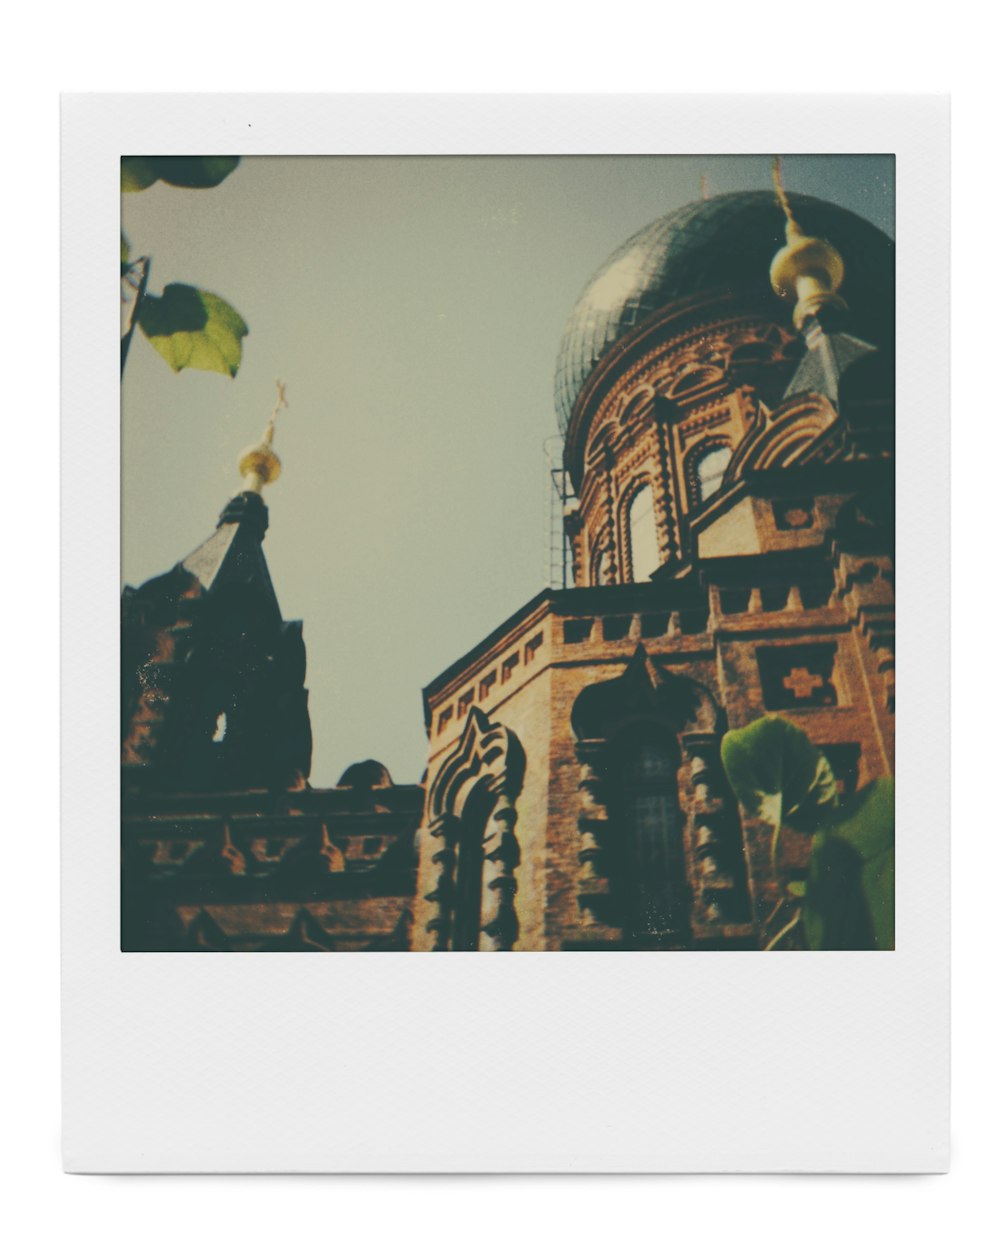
<box><xmin>121</xmin><ymin>154</ymin><xmax>894</xmax><ymax>787</ymax></box>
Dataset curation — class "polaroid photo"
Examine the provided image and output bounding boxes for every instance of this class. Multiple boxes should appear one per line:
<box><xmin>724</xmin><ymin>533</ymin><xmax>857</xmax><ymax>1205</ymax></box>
<box><xmin>62</xmin><ymin>94</ymin><xmax>949</xmax><ymax>1172</ymax></box>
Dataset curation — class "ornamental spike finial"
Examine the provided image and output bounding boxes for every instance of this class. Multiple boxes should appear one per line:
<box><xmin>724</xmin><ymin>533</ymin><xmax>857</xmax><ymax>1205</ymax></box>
<box><xmin>768</xmin><ymin>157</ymin><xmax>847</xmax><ymax>330</ymax></box>
<box><xmin>771</xmin><ymin>156</ymin><xmax>802</xmax><ymax>237</ymax></box>
<box><xmin>237</xmin><ymin>379</ymin><xmax>287</xmax><ymax>494</ymax></box>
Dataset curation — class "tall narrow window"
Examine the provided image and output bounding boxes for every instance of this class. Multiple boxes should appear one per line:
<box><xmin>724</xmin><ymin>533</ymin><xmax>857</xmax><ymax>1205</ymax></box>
<box><xmin>692</xmin><ymin>444</ymin><xmax>732</xmax><ymax>505</ymax></box>
<box><xmin>627</xmin><ymin>485</ymin><xmax>659</xmax><ymax>582</ymax></box>
<box><xmin>452</xmin><ymin>786</ymin><xmax>491</xmax><ymax>951</ymax></box>
<box><xmin>616</xmin><ymin>731</ymin><xmax>689</xmax><ymax>941</ymax></box>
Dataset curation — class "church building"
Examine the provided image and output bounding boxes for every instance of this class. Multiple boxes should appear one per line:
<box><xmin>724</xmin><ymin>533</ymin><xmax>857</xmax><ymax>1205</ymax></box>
<box><xmin>121</xmin><ymin>179</ymin><xmax>894</xmax><ymax>952</ymax></box>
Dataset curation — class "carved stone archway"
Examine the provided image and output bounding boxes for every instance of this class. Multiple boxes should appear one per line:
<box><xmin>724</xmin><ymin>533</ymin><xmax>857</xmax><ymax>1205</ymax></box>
<box><xmin>571</xmin><ymin>645</ymin><xmax>750</xmax><ymax>944</ymax></box>
<box><xmin>424</xmin><ymin>709</ymin><xmax>526</xmax><ymax>951</ymax></box>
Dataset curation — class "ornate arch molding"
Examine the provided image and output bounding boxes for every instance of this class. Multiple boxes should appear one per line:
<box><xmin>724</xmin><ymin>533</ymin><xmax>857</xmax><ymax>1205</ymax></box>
<box><xmin>425</xmin><ymin>708</ymin><xmax>526</xmax><ymax>951</ymax></box>
<box><xmin>727</xmin><ymin>393</ymin><xmax>839</xmax><ymax>479</ymax></box>
<box><xmin>570</xmin><ymin>646</ymin><xmax>750</xmax><ymax>942</ymax></box>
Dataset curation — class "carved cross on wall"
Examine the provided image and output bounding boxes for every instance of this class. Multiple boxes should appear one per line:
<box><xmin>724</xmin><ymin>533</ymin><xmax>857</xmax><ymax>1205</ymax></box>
<box><xmin>783</xmin><ymin>666</ymin><xmax>824</xmax><ymax>700</ymax></box>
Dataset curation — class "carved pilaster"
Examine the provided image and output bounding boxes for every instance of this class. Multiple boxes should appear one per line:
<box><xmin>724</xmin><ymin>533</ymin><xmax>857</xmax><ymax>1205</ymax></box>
<box><xmin>574</xmin><ymin>740</ymin><xmax>614</xmax><ymax>926</ymax></box>
<box><xmin>424</xmin><ymin>814</ymin><xmax>459</xmax><ymax>951</ymax></box>
<box><xmin>602</xmin><ymin>444</ymin><xmax>619</xmax><ymax>584</ymax></box>
<box><xmin>481</xmin><ymin>786</ymin><xmax>521</xmax><ymax>951</ymax></box>
<box><xmin>681</xmin><ymin>734</ymin><xmax>748</xmax><ymax>927</ymax></box>
<box><xmin>564</xmin><ymin>504</ymin><xmax>585</xmax><ymax>588</ymax></box>
<box><xmin>653</xmin><ymin>404</ymin><xmax>680</xmax><ymax>566</ymax></box>
<box><xmin>834</xmin><ymin>551</ymin><xmax>895</xmax><ymax>713</ymax></box>
<box><xmin>425</xmin><ymin>709</ymin><xmax>526</xmax><ymax>951</ymax></box>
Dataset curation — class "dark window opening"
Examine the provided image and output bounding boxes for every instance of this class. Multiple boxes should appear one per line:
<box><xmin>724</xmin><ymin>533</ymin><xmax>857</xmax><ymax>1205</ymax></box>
<box><xmin>611</xmin><ymin>729</ymin><xmax>690</xmax><ymax>943</ymax></box>
<box><xmin>453</xmin><ymin>787</ymin><xmax>491</xmax><ymax>952</ymax></box>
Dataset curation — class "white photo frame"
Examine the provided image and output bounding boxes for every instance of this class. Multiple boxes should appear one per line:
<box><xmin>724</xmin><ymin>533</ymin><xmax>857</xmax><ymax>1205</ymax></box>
<box><xmin>62</xmin><ymin>94</ymin><xmax>949</xmax><ymax>1173</ymax></box>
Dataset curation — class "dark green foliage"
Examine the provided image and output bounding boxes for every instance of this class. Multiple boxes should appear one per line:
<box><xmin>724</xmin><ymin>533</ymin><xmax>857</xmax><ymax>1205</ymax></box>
<box><xmin>721</xmin><ymin>715</ymin><xmax>894</xmax><ymax>950</ymax></box>
<box><xmin>121</xmin><ymin>156</ymin><xmax>241</xmax><ymax>192</ymax></box>
<box><xmin>120</xmin><ymin>158</ymin><xmax>247</xmax><ymax>378</ymax></box>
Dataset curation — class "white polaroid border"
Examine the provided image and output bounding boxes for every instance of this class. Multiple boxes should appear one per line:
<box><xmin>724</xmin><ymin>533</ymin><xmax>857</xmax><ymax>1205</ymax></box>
<box><xmin>62</xmin><ymin>94</ymin><xmax>949</xmax><ymax>1173</ymax></box>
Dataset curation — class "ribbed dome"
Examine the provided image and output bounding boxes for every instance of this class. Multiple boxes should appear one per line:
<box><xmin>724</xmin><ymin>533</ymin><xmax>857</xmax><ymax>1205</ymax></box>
<box><xmin>554</xmin><ymin>191</ymin><xmax>894</xmax><ymax>432</ymax></box>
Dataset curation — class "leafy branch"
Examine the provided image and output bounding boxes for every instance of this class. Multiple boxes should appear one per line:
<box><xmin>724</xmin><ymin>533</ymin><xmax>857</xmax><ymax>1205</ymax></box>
<box><xmin>721</xmin><ymin>716</ymin><xmax>894</xmax><ymax>951</ymax></box>
<box><xmin>120</xmin><ymin>157</ymin><xmax>248</xmax><ymax>380</ymax></box>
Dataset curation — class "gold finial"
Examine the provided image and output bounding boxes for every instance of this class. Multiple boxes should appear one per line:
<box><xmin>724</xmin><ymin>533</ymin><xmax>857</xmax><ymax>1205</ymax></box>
<box><xmin>768</xmin><ymin>156</ymin><xmax>847</xmax><ymax>330</ymax></box>
<box><xmin>237</xmin><ymin>379</ymin><xmax>287</xmax><ymax>493</ymax></box>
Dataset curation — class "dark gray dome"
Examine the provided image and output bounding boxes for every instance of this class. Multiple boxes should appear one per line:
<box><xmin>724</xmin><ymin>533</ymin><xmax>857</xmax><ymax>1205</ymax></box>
<box><xmin>554</xmin><ymin>191</ymin><xmax>894</xmax><ymax>432</ymax></box>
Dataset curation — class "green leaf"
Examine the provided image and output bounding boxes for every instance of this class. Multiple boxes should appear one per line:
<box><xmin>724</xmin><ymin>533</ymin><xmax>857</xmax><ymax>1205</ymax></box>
<box><xmin>801</xmin><ymin>832</ymin><xmax>876</xmax><ymax>950</ymax></box>
<box><xmin>152</xmin><ymin>156</ymin><xmax>241</xmax><ymax>188</ymax></box>
<box><xmin>831</xmin><ymin>779</ymin><xmax>895</xmax><ymax>950</ymax></box>
<box><xmin>122</xmin><ymin>156</ymin><xmax>241</xmax><ymax>192</ymax></box>
<box><xmin>121</xmin><ymin>157</ymin><xmax>159</xmax><ymax>191</ymax></box>
<box><xmin>136</xmin><ymin>283</ymin><xmax>249</xmax><ymax>377</ymax></box>
<box><xmin>721</xmin><ymin>716</ymin><xmax>839</xmax><ymax>865</ymax></box>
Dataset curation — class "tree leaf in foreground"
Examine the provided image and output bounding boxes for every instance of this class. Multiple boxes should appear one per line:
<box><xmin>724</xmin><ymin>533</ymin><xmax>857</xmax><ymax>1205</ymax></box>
<box><xmin>136</xmin><ymin>283</ymin><xmax>248</xmax><ymax>377</ymax></box>
<box><xmin>122</xmin><ymin>156</ymin><xmax>241</xmax><ymax>192</ymax></box>
<box><xmin>720</xmin><ymin>714</ymin><xmax>839</xmax><ymax>867</ymax></box>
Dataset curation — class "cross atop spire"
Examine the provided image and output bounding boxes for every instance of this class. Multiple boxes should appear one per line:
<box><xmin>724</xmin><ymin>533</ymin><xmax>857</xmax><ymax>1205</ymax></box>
<box><xmin>771</xmin><ymin>156</ymin><xmax>802</xmax><ymax>235</ymax></box>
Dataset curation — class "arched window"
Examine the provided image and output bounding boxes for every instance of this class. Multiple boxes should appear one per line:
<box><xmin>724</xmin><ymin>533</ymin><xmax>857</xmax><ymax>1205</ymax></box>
<box><xmin>691</xmin><ymin>443</ymin><xmax>732</xmax><ymax>506</ymax></box>
<box><xmin>613</xmin><ymin>728</ymin><xmax>689</xmax><ymax>942</ymax></box>
<box><xmin>627</xmin><ymin>485</ymin><xmax>659</xmax><ymax>582</ymax></box>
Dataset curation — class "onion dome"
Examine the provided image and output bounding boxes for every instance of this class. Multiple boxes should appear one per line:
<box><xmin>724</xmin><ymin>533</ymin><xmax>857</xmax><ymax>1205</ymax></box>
<box><xmin>554</xmin><ymin>191</ymin><xmax>894</xmax><ymax>433</ymax></box>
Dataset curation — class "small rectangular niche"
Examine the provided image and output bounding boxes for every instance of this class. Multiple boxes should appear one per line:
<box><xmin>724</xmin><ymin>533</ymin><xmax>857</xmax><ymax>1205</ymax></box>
<box><xmin>501</xmin><ymin>651</ymin><xmax>520</xmax><ymax>683</ymax></box>
<box><xmin>641</xmin><ymin>612</ymin><xmax>670</xmax><ymax>638</ymax></box>
<box><xmin>524</xmin><ymin>633</ymin><xmax>543</xmax><ymax>664</ymax></box>
<box><xmin>719</xmin><ymin>587</ymin><xmax>753</xmax><ymax>614</ymax></box>
<box><xmin>678</xmin><ymin>607</ymin><xmax>709</xmax><ymax>634</ymax></box>
<box><xmin>757</xmin><ymin>643</ymin><xmax>840</xmax><ymax>710</ymax></box>
<box><xmin>479</xmin><ymin>671</ymin><xmax>497</xmax><ymax>701</ymax></box>
<box><xmin>437</xmin><ymin>705</ymin><xmax>454</xmax><ymax>734</ymax></box>
<box><xmin>602</xmin><ymin>616</ymin><xmax>631</xmax><ymax>642</ymax></box>
<box><xmin>563</xmin><ymin>618</ymin><xmax>594</xmax><ymax>645</ymax></box>
<box><xmin>799</xmin><ymin>571</ymin><xmax>835</xmax><ymax>610</ymax></box>
<box><xmin>457</xmin><ymin>688</ymin><xmax>474</xmax><ymax>717</ymax></box>
<box><xmin>760</xmin><ymin>584</ymin><xmax>791</xmax><ymax>613</ymax></box>
<box><xmin>818</xmin><ymin>742</ymin><xmax>861</xmax><ymax>797</ymax></box>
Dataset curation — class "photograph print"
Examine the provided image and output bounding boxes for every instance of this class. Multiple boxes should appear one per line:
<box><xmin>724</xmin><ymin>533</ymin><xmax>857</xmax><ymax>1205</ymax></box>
<box><xmin>120</xmin><ymin>153</ymin><xmax>895</xmax><ymax>953</ymax></box>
